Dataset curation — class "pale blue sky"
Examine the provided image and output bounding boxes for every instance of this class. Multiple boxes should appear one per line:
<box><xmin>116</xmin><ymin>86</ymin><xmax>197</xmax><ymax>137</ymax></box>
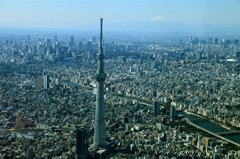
<box><xmin>0</xmin><ymin>0</ymin><xmax>240</xmax><ymax>32</ymax></box>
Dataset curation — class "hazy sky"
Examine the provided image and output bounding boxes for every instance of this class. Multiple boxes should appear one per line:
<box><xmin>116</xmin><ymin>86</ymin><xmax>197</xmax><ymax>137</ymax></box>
<box><xmin>0</xmin><ymin>0</ymin><xmax>240</xmax><ymax>32</ymax></box>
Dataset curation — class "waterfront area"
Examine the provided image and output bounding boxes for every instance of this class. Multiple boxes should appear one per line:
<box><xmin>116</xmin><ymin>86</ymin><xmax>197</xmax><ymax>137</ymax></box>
<box><xmin>183</xmin><ymin>112</ymin><xmax>240</xmax><ymax>146</ymax></box>
<box><xmin>184</xmin><ymin>112</ymin><xmax>230</xmax><ymax>133</ymax></box>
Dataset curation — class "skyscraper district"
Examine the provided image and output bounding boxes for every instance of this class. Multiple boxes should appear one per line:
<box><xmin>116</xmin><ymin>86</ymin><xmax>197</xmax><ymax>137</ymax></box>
<box><xmin>93</xmin><ymin>18</ymin><xmax>107</xmax><ymax>149</ymax></box>
<box><xmin>2</xmin><ymin>20</ymin><xmax>240</xmax><ymax>159</ymax></box>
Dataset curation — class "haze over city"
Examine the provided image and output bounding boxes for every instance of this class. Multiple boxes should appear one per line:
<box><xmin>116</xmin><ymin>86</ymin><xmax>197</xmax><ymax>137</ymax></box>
<box><xmin>0</xmin><ymin>0</ymin><xmax>240</xmax><ymax>32</ymax></box>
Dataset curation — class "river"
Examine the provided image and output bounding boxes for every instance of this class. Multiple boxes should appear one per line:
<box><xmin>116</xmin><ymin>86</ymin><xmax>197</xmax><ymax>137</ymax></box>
<box><xmin>182</xmin><ymin>112</ymin><xmax>240</xmax><ymax>145</ymax></box>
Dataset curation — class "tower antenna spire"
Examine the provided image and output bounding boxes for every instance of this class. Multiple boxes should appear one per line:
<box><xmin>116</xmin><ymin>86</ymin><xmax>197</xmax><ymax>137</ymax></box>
<box><xmin>100</xmin><ymin>18</ymin><xmax>103</xmax><ymax>49</ymax></box>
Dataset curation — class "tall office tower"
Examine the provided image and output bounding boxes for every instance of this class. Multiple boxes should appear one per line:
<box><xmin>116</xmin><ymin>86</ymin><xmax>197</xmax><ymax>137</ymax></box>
<box><xmin>170</xmin><ymin>105</ymin><xmax>175</xmax><ymax>121</ymax></box>
<box><xmin>27</xmin><ymin>147</ymin><xmax>34</xmax><ymax>159</ymax></box>
<box><xmin>70</xmin><ymin>36</ymin><xmax>75</xmax><ymax>47</ymax></box>
<box><xmin>46</xmin><ymin>39</ymin><xmax>51</xmax><ymax>48</ymax></box>
<box><xmin>54</xmin><ymin>35</ymin><xmax>58</xmax><ymax>43</ymax></box>
<box><xmin>153</xmin><ymin>101</ymin><xmax>160</xmax><ymax>115</ymax></box>
<box><xmin>76</xmin><ymin>129</ymin><xmax>88</xmax><ymax>159</ymax></box>
<box><xmin>196</xmin><ymin>51</ymin><xmax>202</xmax><ymax>61</ymax></box>
<box><xmin>43</xmin><ymin>73</ymin><xmax>50</xmax><ymax>90</ymax></box>
<box><xmin>93</xmin><ymin>18</ymin><xmax>107</xmax><ymax>149</ymax></box>
<box><xmin>27</xmin><ymin>35</ymin><xmax>31</xmax><ymax>41</ymax></box>
<box><xmin>236</xmin><ymin>51</ymin><xmax>240</xmax><ymax>59</ymax></box>
<box><xmin>58</xmin><ymin>46</ymin><xmax>68</xmax><ymax>61</ymax></box>
<box><xmin>207</xmin><ymin>45</ymin><xmax>211</xmax><ymax>60</ymax></box>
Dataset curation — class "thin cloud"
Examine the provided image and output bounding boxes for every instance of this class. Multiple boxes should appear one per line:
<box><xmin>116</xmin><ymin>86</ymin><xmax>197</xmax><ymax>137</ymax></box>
<box><xmin>151</xmin><ymin>15</ymin><xmax>165</xmax><ymax>22</ymax></box>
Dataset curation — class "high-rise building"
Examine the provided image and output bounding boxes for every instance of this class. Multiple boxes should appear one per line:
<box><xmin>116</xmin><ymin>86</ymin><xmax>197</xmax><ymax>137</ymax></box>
<box><xmin>213</xmin><ymin>38</ymin><xmax>219</xmax><ymax>45</ymax></box>
<box><xmin>27</xmin><ymin>147</ymin><xmax>34</xmax><ymax>159</ymax></box>
<box><xmin>76</xmin><ymin>129</ymin><xmax>88</xmax><ymax>159</ymax></box>
<box><xmin>196</xmin><ymin>51</ymin><xmax>202</xmax><ymax>61</ymax></box>
<box><xmin>153</xmin><ymin>101</ymin><xmax>160</xmax><ymax>115</ymax></box>
<box><xmin>93</xmin><ymin>18</ymin><xmax>107</xmax><ymax>149</ymax></box>
<box><xmin>236</xmin><ymin>52</ymin><xmax>240</xmax><ymax>59</ymax></box>
<box><xmin>46</xmin><ymin>39</ymin><xmax>51</xmax><ymax>48</ymax></box>
<box><xmin>54</xmin><ymin>35</ymin><xmax>58</xmax><ymax>43</ymax></box>
<box><xmin>170</xmin><ymin>105</ymin><xmax>175</xmax><ymax>121</ymax></box>
<box><xmin>58</xmin><ymin>46</ymin><xmax>68</xmax><ymax>61</ymax></box>
<box><xmin>70</xmin><ymin>36</ymin><xmax>74</xmax><ymax>47</ymax></box>
<box><xmin>43</xmin><ymin>74</ymin><xmax>50</xmax><ymax>90</ymax></box>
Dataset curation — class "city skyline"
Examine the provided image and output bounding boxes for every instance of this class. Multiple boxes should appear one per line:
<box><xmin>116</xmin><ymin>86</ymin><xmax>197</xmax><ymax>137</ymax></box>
<box><xmin>0</xmin><ymin>0</ymin><xmax>240</xmax><ymax>33</ymax></box>
<box><xmin>1</xmin><ymin>16</ymin><xmax>240</xmax><ymax>158</ymax></box>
